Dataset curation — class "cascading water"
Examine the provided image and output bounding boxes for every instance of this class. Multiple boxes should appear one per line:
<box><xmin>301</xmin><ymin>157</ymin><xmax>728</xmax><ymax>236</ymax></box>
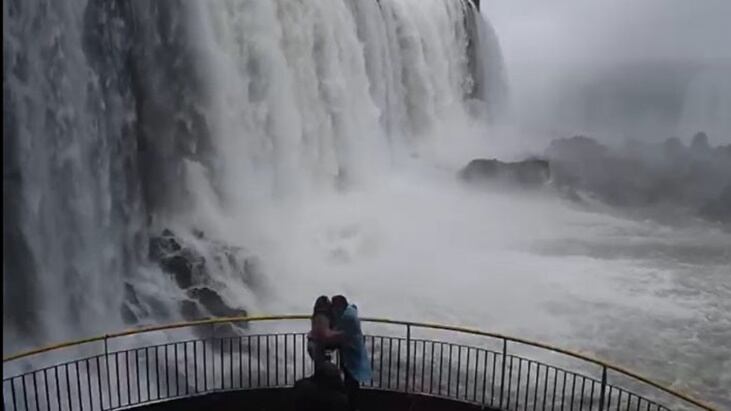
<box><xmin>3</xmin><ymin>0</ymin><xmax>506</xmax><ymax>355</ymax></box>
<box><xmin>678</xmin><ymin>66</ymin><xmax>731</xmax><ymax>141</ymax></box>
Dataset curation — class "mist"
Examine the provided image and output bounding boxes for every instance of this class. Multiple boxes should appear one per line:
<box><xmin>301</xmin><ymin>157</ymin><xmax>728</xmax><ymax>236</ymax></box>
<box><xmin>483</xmin><ymin>0</ymin><xmax>731</xmax><ymax>145</ymax></box>
<box><xmin>4</xmin><ymin>0</ymin><xmax>730</xmax><ymax>408</ymax></box>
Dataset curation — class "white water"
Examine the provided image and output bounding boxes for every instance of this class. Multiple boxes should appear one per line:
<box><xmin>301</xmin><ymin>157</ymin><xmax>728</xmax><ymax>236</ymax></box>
<box><xmin>4</xmin><ymin>0</ymin><xmax>730</xmax><ymax>408</ymax></box>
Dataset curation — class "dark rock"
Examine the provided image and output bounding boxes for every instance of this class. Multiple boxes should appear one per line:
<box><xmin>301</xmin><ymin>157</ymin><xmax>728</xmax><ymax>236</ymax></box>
<box><xmin>147</xmin><ymin>229</ymin><xmax>255</xmax><ymax>324</ymax></box>
<box><xmin>161</xmin><ymin>254</ymin><xmax>195</xmax><ymax>289</ymax></box>
<box><xmin>124</xmin><ymin>282</ymin><xmax>141</xmax><ymax>306</ymax></box>
<box><xmin>180</xmin><ymin>300</ymin><xmax>206</xmax><ymax>321</ymax></box>
<box><xmin>212</xmin><ymin>323</ymin><xmax>241</xmax><ymax>338</ymax></box>
<box><xmin>121</xmin><ymin>303</ymin><xmax>139</xmax><ymax>325</ymax></box>
<box><xmin>459</xmin><ymin>158</ymin><xmax>550</xmax><ymax>188</ymax></box>
<box><xmin>148</xmin><ymin>230</ymin><xmax>204</xmax><ymax>289</ymax></box>
<box><xmin>187</xmin><ymin>287</ymin><xmax>247</xmax><ymax>318</ymax></box>
<box><xmin>149</xmin><ymin>230</ymin><xmax>182</xmax><ymax>260</ymax></box>
<box><xmin>147</xmin><ymin>298</ymin><xmax>172</xmax><ymax>320</ymax></box>
<box><xmin>698</xmin><ymin>185</ymin><xmax>731</xmax><ymax>225</ymax></box>
<box><xmin>691</xmin><ymin>132</ymin><xmax>710</xmax><ymax>151</ymax></box>
<box><xmin>540</xmin><ymin>133</ymin><xmax>731</xmax><ymax>224</ymax></box>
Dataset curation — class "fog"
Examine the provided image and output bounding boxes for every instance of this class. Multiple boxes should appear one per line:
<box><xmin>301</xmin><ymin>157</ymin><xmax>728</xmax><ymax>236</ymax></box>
<box><xmin>483</xmin><ymin>0</ymin><xmax>731</xmax><ymax>145</ymax></box>
<box><xmin>4</xmin><ymin>0</ymin><xmax>730</xmax><ymax>408</ymax></box>
<box><xmin>229</xmin><ymin>157</ymin><xmax>731</xmax><ymax>407</ymax></box>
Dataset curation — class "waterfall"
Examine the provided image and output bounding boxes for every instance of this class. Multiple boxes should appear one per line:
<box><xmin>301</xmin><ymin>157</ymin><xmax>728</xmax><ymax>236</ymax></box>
<box><xmin>678</xmin><ymin>66</ymin><xmax>731</xmax><ymax>142</ymax></box>
<box><xmin>3</xmin><ymin>0</ymin><xmax>506</xmax><ymax>354</ymax></box>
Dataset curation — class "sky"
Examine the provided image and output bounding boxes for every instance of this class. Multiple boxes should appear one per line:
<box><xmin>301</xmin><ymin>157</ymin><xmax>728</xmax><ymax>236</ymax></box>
<box><xmin>481</xmin><ymin>0</ymin><xmax>731</xmax><ymax>145</ymax></box>
<box><xmin>483</xmin><ymin>0</ymin><xmax>731</xmax><ymax>68</ymax></box>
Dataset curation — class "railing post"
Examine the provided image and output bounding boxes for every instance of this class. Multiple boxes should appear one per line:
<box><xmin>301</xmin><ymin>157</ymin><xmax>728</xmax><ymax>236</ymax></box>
<box><xmin>598</xmin><ymin>365</ymin><xmax>607</xmax><ymax>411</ymax></box>
<box><xmin>104</xmin><ymin>335</ymin><xmax>110</xmax><ymax>408</ymax></box>
<box><xmin>405</xmin><ymin>324</ymin><xmax>411</xmax><ymax>393</ymax></box>
<box><xmin>499</xmin><ymin>338</ymin><xmax>507</xmax><ymax>409</ymax></box>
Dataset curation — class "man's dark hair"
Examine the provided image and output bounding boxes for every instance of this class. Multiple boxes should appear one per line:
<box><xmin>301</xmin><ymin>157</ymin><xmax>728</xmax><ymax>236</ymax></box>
<box><xmin>331</xmin><ymin>295</ymin><xmax>348</xmax><ymax>309</ymax></box>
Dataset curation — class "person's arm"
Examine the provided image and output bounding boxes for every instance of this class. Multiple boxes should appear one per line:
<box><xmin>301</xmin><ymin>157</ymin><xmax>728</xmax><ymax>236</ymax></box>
<box><xmin>319</xmin><ymin>328</ymin><xmax>346</xmax><ymax>345</ymax></box>
<box><xmin>310</xmin><ymin>316</ymin><xmax>346</xmax><ymax>344</ymax></box>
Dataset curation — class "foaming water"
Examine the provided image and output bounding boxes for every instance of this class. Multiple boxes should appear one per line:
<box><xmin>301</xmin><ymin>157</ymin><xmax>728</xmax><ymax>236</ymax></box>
<box><xmin>213</xmin><ymin>161</ymin><xmax>731</xmax><ymax>406</ymax></box>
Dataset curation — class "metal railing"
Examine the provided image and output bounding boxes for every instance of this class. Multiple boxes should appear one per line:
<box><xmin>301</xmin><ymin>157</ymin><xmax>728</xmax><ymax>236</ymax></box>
<box><xmin>2</xmin><ymin>315</ymin><xmax>717</xmax><ymax>411</ymax></box>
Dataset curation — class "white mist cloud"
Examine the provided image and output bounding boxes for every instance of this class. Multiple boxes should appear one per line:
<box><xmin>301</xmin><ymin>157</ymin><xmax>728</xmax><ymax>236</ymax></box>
<box><xmin>484</xmin><ymin>0</ymin><xmax>731</xmax><ymax>68</ymax></box>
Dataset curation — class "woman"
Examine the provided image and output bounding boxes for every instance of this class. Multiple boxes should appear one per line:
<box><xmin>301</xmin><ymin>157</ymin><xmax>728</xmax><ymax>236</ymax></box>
<box><xmin>307</xmin><ymin>296</ymin><xmax>343</xmax><ymax>364</ymax></box>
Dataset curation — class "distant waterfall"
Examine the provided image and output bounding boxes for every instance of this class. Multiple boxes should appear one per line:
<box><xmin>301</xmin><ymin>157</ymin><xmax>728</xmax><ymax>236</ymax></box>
<box><xmin>678</xmin><ymin>66</ymin><xmax>731</xmax><ymax>142</ymax></box>
<box><xmin>3</xmin><ymin>0</ymin><xmax>506</xmax><ymax>353</ymax></box>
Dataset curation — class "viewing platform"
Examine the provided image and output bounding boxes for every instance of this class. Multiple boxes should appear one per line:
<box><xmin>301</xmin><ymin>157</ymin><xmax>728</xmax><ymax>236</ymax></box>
<box><xmin>3</xmin><ymin>316</ymin><xmax>715</xmax><ymax>411</ymax></box>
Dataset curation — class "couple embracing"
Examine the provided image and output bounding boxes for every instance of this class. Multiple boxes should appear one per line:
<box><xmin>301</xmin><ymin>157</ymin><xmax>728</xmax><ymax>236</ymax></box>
<box><xmin>305</xmin><ymin>295</ymin><xmax>371</xmax><ymax>410</ymax></box>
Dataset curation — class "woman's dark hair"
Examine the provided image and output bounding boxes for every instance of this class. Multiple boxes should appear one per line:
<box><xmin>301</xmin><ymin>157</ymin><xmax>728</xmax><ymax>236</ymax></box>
<box><xmin>313</xmin><ymin>295</ymin><xmax>332</xmax><ymax>316</ymax></box>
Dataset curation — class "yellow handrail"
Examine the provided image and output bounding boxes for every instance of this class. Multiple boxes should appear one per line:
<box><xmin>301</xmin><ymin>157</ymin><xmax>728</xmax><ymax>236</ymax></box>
<box><xmin>2</xmin><ymin>315</ymin><xmax>717</xmax><ymax>410</ymax></box>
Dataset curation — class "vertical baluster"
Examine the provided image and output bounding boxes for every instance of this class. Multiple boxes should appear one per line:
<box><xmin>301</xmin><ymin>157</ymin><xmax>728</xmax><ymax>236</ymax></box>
<box><xmin>551</xmin><ymin>368</ymin><xmax>558</xmax><ymax>411</ymax></box>
<box><xmin>257</xmin><ymin>336</ymin><xmax>261</xmax><ymax>388</ymax></box>
<box><xmin>203</xmin><ymin>341</ymin><xmax>208</xmax><ymax>392</ymax></box>
<box><xmin>405</xmin><ymin>325</ymin><xmax>411</xmax><ymax>393</ymax></box>
<box><xmin>483</xmin><ymin>351</ymin><xmax>492</xmax><ymax>406</ymax></box>
<box><xmin>598</xmin><ymin>366</ymin><xmax>608</xmax><ymax>411</ymax></box>
<box><xmin>507</xmin><ymin>357</ymin><xmax>514</xmax><ymax>410</ymax></box>
<box><xmin>76</xmin><ymin>363</ymin><xmax>83</xmax><ymax>411</ymax></box>
<box><xmin>569</xmin><ymin>373</ymin><xmax>576</xmax><ymax>411</ymax></box>
<box><xmin>66</xmin><ymin>363</ymin><xmax>73</xmax><ymax>411</ymax></box>
<box><xmin>103</xmin><ymin>338</ymin><xmax>110</xmax><ymax>409</ymax></box>
<box><xmin>533</xmin><ymin>363</ymin><xmax>540</xmax><ymax>411</ymax></box>
<box><xmin>387</xmin><ymin>338</ymin><xmax>393</xmax><ymax>389</ymax></box>
<box><xmin>11</xmin><ymin>377</ymin><xmax>18</xmax><ymax>411</ymax></box>
<box><xmin>561</xmin><ymin>371</ymin><xmax>567</xmax><ymax>411</ymax></box>
<box><xmin>44</xmin><ymin>369</ymin><xmax>51</xmax><ymax>411</ymax></box>
<box><xmin>447</xmin><ymin>344</ymin><xmax>453</xmax><ymax>397</ymax></box>
<box><xmin>32</xmin><ymin>371</ymin><xmax>40</xmax><ymax>411</ymax></box>
<box><xmin>193</xmin><ymin>342</ymin><xmax>199</xmax><ymax>394</ymax></box>
<box><xmin>542</xmin><ymin>365</ymin><xmax>549</xmax><ymax>411</ymax></box>
<box><xmin>499</xmin><ymin>340</ymin><xmax>507</xmax><ymax>409</ymax></box>
<box><xmin>22</xmin><ymin>374</ymin><xmax>29</xmax><ymax>411</ymax></box>
<box><xmin>220</xmin><ymin>338</ymin><xmax>225</xmax><ymax>390</ymax></box>
<box><xmin>491</xmin><ymin>351</ymin><xmax>497</xmax><ymax>407</ymax></box>
<box><xmin>429</xmin><ymin>341</ymin><xmax>436</xmax><ymax>394</ymax></box>
<box><xmin>517</xmin><ymin>359</ymin><xmax>524</xmax><ymax>409</ymax></box>
<box><xmin>473</xmin><ymin>348</ymin><xmax>479</xmax><ymax>402</ymax></box>
<box><xmin>456</xmin><ymin>346</ymin><xmax>463</xmax><ymax>399</ymax></box>
<box><xmin>284</xmin><ymin>334</ymin><xmax>289</xmax><ymax>386</ymax></box>
<box><xmin>95</xmin><ymin>357</ymin><xmax>103</xmax><ymax>410</ymax></box>
<box><xmin>230</xmin><ymin>338</ymin><xmax>234</xmax><ymax>389</ymax></box>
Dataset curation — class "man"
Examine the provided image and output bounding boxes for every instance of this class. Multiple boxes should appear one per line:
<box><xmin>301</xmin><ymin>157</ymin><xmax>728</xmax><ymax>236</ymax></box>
<box><xmin>331</xmin><ymin>295</ymin><xmax>372</xmax><ymax>411</ymax></box>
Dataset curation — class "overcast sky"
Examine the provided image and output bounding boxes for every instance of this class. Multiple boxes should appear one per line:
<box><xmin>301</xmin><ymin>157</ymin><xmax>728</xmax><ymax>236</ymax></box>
<box><xmin>483</xmin><ymin>0</ymin><xmax>731</xmax><ymax>68</ymax></box>
<box><xmin>480</xmin><ymin>0</ymin><xmax>731</xmax><ymax>144</ymax></box>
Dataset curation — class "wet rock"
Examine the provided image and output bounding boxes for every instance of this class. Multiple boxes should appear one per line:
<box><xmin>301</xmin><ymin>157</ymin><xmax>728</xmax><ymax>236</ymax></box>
<box><xmin>187</xmin><ymin>287</ymin><xmax>247</xmax><ymax>318</ymax></box>
<box><xmin>691</xmin><ymin>131</ymin><xmax>710</xmax><ymax>151</ymax></box>
<box><xmin>121</xmin><ymin>303</ymin><xmax>138</xmax><ymax>325</ymax></box>
<box><xmin>146</xmin><ymin>229</ymin><xmax>257</xmax><ymax>325</ymax></box>
<box><xmin>542</xmin><ymin>132</ymin><xmax>731</xmax><ymax>224</ymax></box>
<box><xmin>163</xmin><ymin>254</ymin><xmax>195</xmax><ymax>288</ymax></box>
<box><xmin>147</xmin><ymin>298</ymin><xmax>172</xmax><ymax>320</ymax></box>
<box><xmin>148</xmin><ymin>229</ymin><xmax>204</xmax><ymax>289</ymax></box>
<box><xmin>180</xmin><ymin>299</ymin><xmax>206</xmax><ymax>321</ymax></box>
<box><xmin>459</xmin><ymin>158</ymin><xmax>550</xmax><ymax>188</ymax></box>
<box><xmin>124</xmin><ymin>282</ymin><xmax>141</xmax><ymax>306</ymax></box>
<box><xmin>698</xmin><ymin>185</ymin><xmax>731</xmax><ymax>225</ymax></box>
